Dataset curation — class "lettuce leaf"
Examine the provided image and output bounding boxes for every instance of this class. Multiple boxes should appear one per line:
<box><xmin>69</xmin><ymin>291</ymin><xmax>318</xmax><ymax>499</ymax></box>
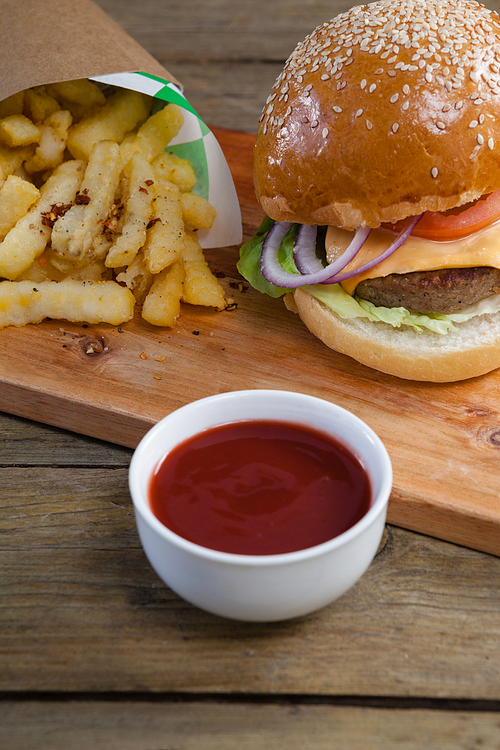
<box><xmin>302</xmin><ymin>284</ymin><xmax>457</xmax><ymax>334</ymax></box>
<box><xmin>237</xmin><ymin>217</ymin><xmax>298</xmax><ymax>297</ymax></box>
<box><xmin>238</xmin><ymin>221</ymin><xmax>500</xmax><ymax>335</ymax></box>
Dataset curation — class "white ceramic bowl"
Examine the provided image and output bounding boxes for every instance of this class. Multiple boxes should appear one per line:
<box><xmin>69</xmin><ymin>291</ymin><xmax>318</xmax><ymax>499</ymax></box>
<box><xmin>129</xmin><ymin>390</ymin><xmax>392</xmax><ymax>622</ymax></box>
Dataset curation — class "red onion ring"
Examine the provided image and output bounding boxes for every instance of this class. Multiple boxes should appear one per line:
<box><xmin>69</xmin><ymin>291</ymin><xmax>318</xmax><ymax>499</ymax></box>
<box><xmin>260</xmin><ymin>222</ymin><xmax>371</xmax><ymax>288</ymax></box>
<box><xmin>260</xmin><ymin>214</ymin><xmax>423</xmax><ymax>289</ymax></box>
<box><xmin>293</xmin><ymin>224</ymin><xmax>321</xmax><ymax>274</ymax></box>
<box><xmin>328</xmin><ymin>214</ymin><xmax>423</xmax><ymax>283</ymax></box>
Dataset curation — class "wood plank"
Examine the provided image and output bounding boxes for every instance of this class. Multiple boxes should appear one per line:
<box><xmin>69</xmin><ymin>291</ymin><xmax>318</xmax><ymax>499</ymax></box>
<box><xmin>1</xmin><ymin>128</ymin><xmax>500</xmax><ymax>556</ymax></box>
<box><xmin>0</xmin><ymin>413</ymin><xmax>131</xmax><ymax>466</ymax></box>
<box><xmin>164</xmin><ymin>61</ymin><xmax>284</xmax><ymax>133</ymax></box>
<box><xmin>96</xmin><ymin>0</ymin><xmax>355</xmax><ymax>62</ymax></box>
<box><xmin>1</xmin><ymin>466</ymin><xmax>499</xmax><ymax>697</ymax></box>
<box><xmin>2</xmin><ymin>700</ymin><xmax>500</xmax><ymax>750</ymax></box>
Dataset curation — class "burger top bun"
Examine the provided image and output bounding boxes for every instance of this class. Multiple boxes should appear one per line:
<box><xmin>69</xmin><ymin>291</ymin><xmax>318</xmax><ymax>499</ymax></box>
<box><xmin>253</xmin><ymin>0</ymin><xmax>500</xmax><ymax>230</ymax></box>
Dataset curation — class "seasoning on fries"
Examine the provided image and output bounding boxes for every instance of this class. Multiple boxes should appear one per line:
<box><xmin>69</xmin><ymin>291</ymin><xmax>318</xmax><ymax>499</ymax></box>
<box><xmin>0</xmin><ymin>78</ymin><xmax>226</xmax><ymax>330</ymax></box>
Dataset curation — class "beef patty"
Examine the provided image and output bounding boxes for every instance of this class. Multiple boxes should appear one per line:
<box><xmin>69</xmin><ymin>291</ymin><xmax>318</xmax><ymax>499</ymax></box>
<box><xmin>355</xmin><ymin>267</ymin><xmax>500</xmax><ymax>314</ymax></box>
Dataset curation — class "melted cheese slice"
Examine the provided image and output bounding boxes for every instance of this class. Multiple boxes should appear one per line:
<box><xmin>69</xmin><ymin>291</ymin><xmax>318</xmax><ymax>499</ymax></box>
<box><xmin>326</xmin><ymin>221</ymin><xmax>500</xmax><ymax>296</ymax></box>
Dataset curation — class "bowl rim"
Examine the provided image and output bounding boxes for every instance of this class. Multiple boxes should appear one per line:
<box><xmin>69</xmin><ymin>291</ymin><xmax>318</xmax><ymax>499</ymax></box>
<box><xmin>129</xmin><ymin>389</ymin><xmax>392</xmax><ymax>567</ymax></box>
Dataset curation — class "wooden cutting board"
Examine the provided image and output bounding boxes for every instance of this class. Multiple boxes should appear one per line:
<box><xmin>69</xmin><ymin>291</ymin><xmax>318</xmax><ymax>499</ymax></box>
<box><xmin>1</xmin><ymin>126</ymin><xmax>500</xmax><ymax>556</ymax></box>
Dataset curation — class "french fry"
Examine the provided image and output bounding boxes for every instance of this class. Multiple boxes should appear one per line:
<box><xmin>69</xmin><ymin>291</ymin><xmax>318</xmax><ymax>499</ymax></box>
<box><xmin>0</xmin><ymin>114</ymin><xmax>41</xmax><ymax>147</ymax></box>
<box><xmin>23</xmin><ymin>86</ymin><xmax>60</xmax><ymax>123</ymax></box>
<box><xmin>143</xmin><ymin>178</ymin><xmax>185</xmax><ymax>274</ymax></box>
<box><xmin>0</xmin><ymin>143</ymin><xmax>33</xmax><ymax>183</ymax></box>
<box><xmin>180</xmin><ymin>191</ymin><xmax>217</xmax><ymax>230</ymax></box>
<box><xmin>120</xmin><ymin>103</ymin><xmax>184</xmax><ymax>165</ymax></box>
<box><xmin>67</xmin><ymin>89</ymin><xmax>151</xmax><ymax>161</ymax></box>
<box><xmin>116</xmin><ymin>251</ymin><xmax>153</xmax><ymax>304</ymax></box>
<box><xmin>0</xmin><ymin>176</ymin><xmax>40</xmax><ymax>241</ymax></box>
<box><xmin>182</xmin><ymin>230</ymin><xmax>226</xmax><ymax>309</ymax></box>
<box><xmin>51</xmin><ymin>140</ymin><xmax>122</xmax><ymax>259</ymax></box>
<box><xmin>104</xmin><ymin>153</ymin><xmax>155</xmax><ymax>268</ymax></box>
<box><xmin>142</xmin><ymin>257</ymin><xmax>185</xmax><ymax>327</ymax></box>
<box><xmin>17</xmin><ymin>249</ymin><xmax>67</xmax><ymax>283</ymax></box>
<box><xmin>0</xmin><ymin>80</ymin><xmax>222</xmax><ymax>332</ymax></box>
<box><xmin>0</xmin><ymin>159</ymin><xmax>85</xmax><ymax>280</ymax></box>
<box><xmin>46</xmin><ymin>79</ymin><xmax>106</xmax><ymax>108</ymax></box>
<box><xmin>152</xmin><ymin>151</ymin><xmax>197</xmax><ymax>193</ymax></box>
<box><xmin>0</xmin><ymin>278</ymin><xmax>135</xmax><ymax>329</ymax></box>
<box><xmin>24</xmin><ymin>109</ymin><xmax>72</xmax><ymax>174</ymax></box>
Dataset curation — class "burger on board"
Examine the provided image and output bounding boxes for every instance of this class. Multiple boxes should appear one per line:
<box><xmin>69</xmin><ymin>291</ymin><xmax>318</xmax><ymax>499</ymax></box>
<box><xmin>238</xmin><ymin>0</ymin><xmax>500</xmax><ymax>382</ymax></box>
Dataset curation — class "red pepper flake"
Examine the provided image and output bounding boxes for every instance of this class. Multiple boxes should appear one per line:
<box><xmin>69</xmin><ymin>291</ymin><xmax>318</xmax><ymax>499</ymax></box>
<box><xmin>155</xmin><ymin>355</ymin><xmax>166</xmax><ymax>362</ymax></box>
<box><xmin>147</xmin><ymin>217</ymin><xmax>161</xmax><ymax>230</ymax></box>
<box><xmin>225</xmin><ymin>302</ymin><xmax>238</xmax><ymax>311</ymax></box>
<box><xmin>40</xmin><ymin>202</ymin><xmax>73</xmax><ymax>227</ymax></box>
<box><xmin>140</xmin><ymin>352</ymin><xmax>147</xmax><ymax>360</ymax></box>
<box><xmin>103</xmin><ymin>203</ymin><xmax>124</xmax><ymax>241</ymax></box>
<box><xmin>75</xmin><ymin>190</ymin><xmax>91</xmax><ymax>205</ymax></box>
<box><xmin>145</xmin><ymin>179</ymin><xmax>154</xmax><ymax>186</ymax></box>
<box><xmin>139</xmin><ymin>186</ymin><xmax>149</xmax><ymax>194</ymax></box>
<box><xmin>153</xmin><ymin>374</ymin><xmax>162</xmax><ymax>380</ymax></box>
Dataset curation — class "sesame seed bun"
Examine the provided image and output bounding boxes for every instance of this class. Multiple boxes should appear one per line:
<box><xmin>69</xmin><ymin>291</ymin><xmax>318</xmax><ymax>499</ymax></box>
<box><xmin>253</xmin><ymin>0</ymin><xmax>500</xmax><ymax>230</ymax></box>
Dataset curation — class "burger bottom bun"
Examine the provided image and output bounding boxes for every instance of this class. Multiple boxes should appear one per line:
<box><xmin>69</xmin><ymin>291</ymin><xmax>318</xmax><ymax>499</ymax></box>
<box><xmin>290</xmin><ymin>288</ymin><xmax>500</xmax><ymax>382</ymax></box>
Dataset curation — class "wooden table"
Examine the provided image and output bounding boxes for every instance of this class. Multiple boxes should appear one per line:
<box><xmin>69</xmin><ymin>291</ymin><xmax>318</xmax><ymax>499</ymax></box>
<box><xmin>2</xmin><ymin>1</ymin><xmax>500</xmax><ymax>747</ymax></box>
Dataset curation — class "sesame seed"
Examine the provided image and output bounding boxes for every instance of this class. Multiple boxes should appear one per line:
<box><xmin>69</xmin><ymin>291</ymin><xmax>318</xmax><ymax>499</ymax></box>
<box><xmin>436</xmin><ymin>121</ymin><xmax>446</xmax><ymax>129</ymax></box>
<box><xmin>366</xmin><ymin>120</ymin><xmax>373</xmax><ymax>130</ymax></box>
<box><xmin>355</xmin><ymin>108</ymin><xmax>363</xmax><ymax>117</ymax></box>
<box><xmin>392</xmin><ymin>122</ymin><xmax>399</xmax><ymax>133</ymax></box>
<box><xmin>322</xmin><ymin>127</ymin><xmax>329</xmax><ymax>138</ymax></box>
<box><xmin>259</xmin><ymin>0</ymin><xmax>500</xmax><ymax>142</ymax></box>
<box><xmin>488</xmin><ymin>138</ymin><xmax>495</xmax><ymax>149</ymax></box>
<box><xmin>477</xmin><ymin>134</ymin><xmax>484</xmax><ymax>145</ymax></box>
<box><xmin>333</xmin><ymin>105</ymin><xmax>342</xmax><ymax>113</ymax></box>
<box><xmin>469</xmin><ymin>120</ymin><xmax>478</xmax><ymax>128</ymax></box>
<box><xmin>431</xmin><ymin>167</ymin><xmax>438</xmax><ymax>178</ymax></box>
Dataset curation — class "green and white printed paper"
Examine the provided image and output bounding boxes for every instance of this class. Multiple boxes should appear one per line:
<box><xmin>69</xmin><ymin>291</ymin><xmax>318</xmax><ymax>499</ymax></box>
<box><xmin>91</xmin><ymin>71</ymin><xmax>243</xmax><ymax>249</ymax></box>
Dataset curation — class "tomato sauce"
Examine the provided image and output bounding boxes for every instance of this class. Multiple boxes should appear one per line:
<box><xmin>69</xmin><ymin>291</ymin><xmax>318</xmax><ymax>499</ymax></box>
<box><xmin>149</xmin><ymin>420</ymin><xmax>371</xmax><ymax>556</ymax></box>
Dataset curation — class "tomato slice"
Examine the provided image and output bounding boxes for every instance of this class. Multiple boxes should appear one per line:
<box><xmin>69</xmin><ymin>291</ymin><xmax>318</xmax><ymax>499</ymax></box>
<box><xmin>384</xmin><ymin>189</ymin><xmax>500</xmax><ymax>241</ymax></box>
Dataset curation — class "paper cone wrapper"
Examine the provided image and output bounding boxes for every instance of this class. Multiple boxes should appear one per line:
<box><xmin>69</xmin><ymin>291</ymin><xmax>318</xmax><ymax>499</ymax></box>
<box><xmin>0</xmin><ymin>0</ymin><xmax>242</xmax><ymax>248</ymax></box>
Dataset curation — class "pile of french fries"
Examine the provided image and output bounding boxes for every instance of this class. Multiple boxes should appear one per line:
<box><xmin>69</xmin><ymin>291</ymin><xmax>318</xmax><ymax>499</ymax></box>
<box><xmin>0</xmin><ymin>78</ymin><xmax>227</xmax><ymax>329</ymax></box>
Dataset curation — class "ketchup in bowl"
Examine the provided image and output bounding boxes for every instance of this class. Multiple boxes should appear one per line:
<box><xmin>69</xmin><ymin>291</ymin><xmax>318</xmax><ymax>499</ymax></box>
<box><xmin>149</xmin><ymin>419</ymin><xmax>371</xmax><ymax>556</ymax></box>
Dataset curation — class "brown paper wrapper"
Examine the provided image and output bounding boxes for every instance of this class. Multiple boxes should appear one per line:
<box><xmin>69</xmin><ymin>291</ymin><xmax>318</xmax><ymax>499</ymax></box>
<box><xmin>0</xmin><ymin>0</ymin><xmax>180</xmax><ymax>102</ymax></box>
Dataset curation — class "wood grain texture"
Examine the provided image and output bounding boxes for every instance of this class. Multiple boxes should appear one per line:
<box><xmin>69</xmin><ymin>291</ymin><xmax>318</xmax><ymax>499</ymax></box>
<box><xmin>2</xmin><ymin>701</ymin><xmax>500</xmax><ymax>750</ymax></box>
<box><xmin>2</xmin><ymin>0</ymin><xmax>500</xmax><ymax>742</ymax></box>
<box><xmin>1</xmin><ymin>466</ymin><xmax>499</xmax><ymax>697</ymax></box>
<box><xmin>1</xmin><ymin>127</ymin><xmax>500</xmax><ymax>556</ymax></box>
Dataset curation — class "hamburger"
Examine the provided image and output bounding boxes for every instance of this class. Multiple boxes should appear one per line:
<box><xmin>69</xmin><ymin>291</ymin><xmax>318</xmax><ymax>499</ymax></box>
<box><xmin>238</xmin><ymin>0</ymin><xmax>500</xmax><ymax>381</ymax></box>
